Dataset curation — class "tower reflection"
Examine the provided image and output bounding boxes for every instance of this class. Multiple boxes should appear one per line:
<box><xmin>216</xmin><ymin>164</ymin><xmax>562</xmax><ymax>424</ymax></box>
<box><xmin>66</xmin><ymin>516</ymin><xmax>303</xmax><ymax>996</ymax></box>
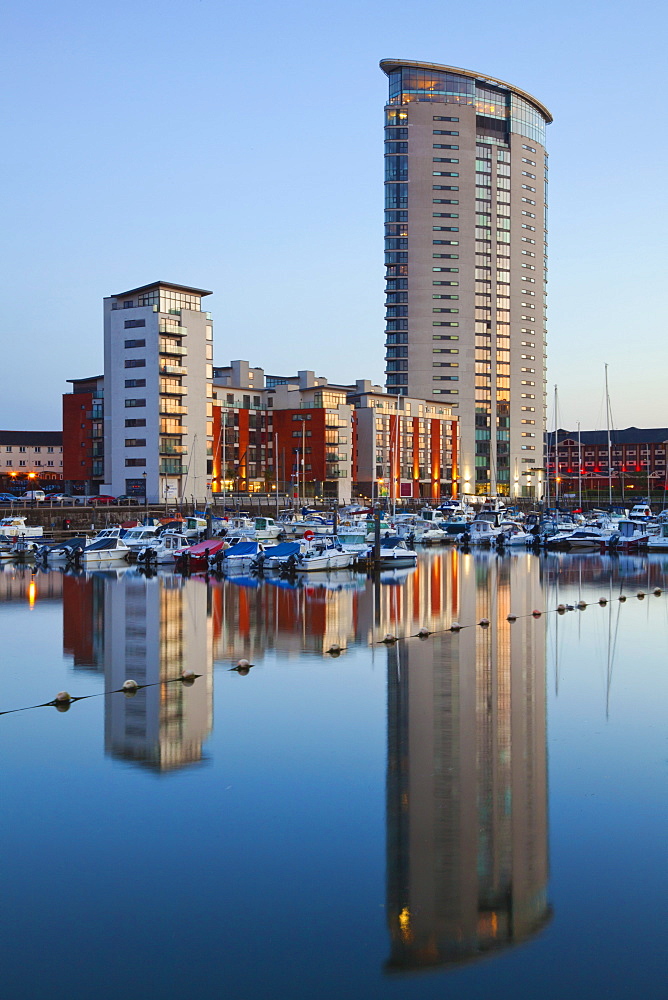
<box><xmin>103</xmin><ymin>574</ymin><xmax>213</xmax><ymax>771</ymax></box>
<box><xmin>385</xmin><ymin>552</ymin><xmax>551</xmax><ymax>971</ymax></box>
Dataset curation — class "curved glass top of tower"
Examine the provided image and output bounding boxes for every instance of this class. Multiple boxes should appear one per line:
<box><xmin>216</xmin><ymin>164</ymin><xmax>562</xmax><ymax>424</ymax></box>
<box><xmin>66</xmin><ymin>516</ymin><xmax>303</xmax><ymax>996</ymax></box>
<box><xmin>380</xmin><ymin>59</ymin><xmax>552</xmax><ymax>146</ymax></box>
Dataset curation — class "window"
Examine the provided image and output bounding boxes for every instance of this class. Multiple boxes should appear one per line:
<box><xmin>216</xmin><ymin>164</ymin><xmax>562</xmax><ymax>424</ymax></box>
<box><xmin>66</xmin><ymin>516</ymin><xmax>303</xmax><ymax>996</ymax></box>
<box><xmin>433</xmin><ymin>144</ymin><xmax>459</xmax><ymax>150</ymax></box>
<box><xmin>125</xmin><ymin>439</ymin><xmax>146</xmax><ymax>447</ymax></box>
<box><xmin>433</xmin><ymin>157</ymin><xmax>459</xmax><ymax>164</ymax></box>
<box><xmin>125</xmin><ymin>398</ymin><xmax>146</xmax><ymax>408</ymax></box>
<box><xmin>19</xmin><ymin>460</ymin><xmax>26</xmax><ymax>467</ymax></box>
<box><xmin>5</xmin><ymin>460</ymin><xmax>11</xmax><ymax>466</ymax></box>
<box><xmin>522</xmin><ymin>171</ymin><xmax>536</xmax><ymax>178</ymax></box>
<box><xmin>125</xmin><ymin>339</ymin><xmax>146</xmax><ymax>348</ymax></box>
<box><xmin>523</xmin><ymin>144</ymin><xmax>536</xmax><ymax>153</ymax></box>
<box><xmin>19</xmin><ymin>446</ymin><xmax>26</xmax><ymax>453</ymax></box>
<box><xmin>125</xmin><ymin>458</ymin><xmax>146</xmax><ymax>467</ymax></box>
<box><xmin>47</xmin><ymin>446</ymin><xmax>54</xmax><ymax>453</ymax></box>
<box><xmin>124</xmin><ymin>319</ymin><xmax>145</xmax><ymax>329</ymax></box>
<box><xmin>432</xmin><ymin>171</ymin><xmax>459</xmax><ymax>177</ymax></box>
<box><xmin>433</xmin><ymin>116</ymin><xmax>459</xmax><ymax>122</ymax></box>
<box><xmin>125</xmin><ymin>419</ymin><xmax>146</xmax><ymax>428</ymax></box>
<box><xmin>125</xmin><ymin>358</ymin><xmax>146</xmax><ymax>368</ymax></box>
<box><xmin>125</xmin><ymin>379</ymin><xmax>146</xmax><ymax>388</ymax></box>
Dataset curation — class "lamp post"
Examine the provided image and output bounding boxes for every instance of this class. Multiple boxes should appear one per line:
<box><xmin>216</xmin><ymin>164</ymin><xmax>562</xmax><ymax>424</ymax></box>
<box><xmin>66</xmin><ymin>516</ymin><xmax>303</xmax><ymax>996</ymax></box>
<box><xmin>142</xmin><ymin>471</ymin><xmax>148</xmax><ymax>522</ymax></box>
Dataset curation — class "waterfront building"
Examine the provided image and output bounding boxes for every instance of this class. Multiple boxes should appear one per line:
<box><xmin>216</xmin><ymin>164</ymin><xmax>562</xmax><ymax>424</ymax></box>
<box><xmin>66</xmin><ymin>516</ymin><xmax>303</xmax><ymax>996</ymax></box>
<box><xmin>62</xmin><ymin>375</ymin><xmax>104</xmax><ymax>493</ymax></box>
<box><xmin>546</xmin><ymin>426</ymin><xmax>668</xmax><ymax>498</ymax></box>
<box><xmin>102</xmin><ymin>281</ymin><xmax>214</xmax><ymax>502</ymax></box>
<box><xmin>212</xmin><ymin>362</ymin><xmax>457</xmax><ymax>502</ymax></box>
<box><xmin>381</xmin><ymin>59</ymin><xmax>552</xmax><ymax>497</ymax></box>
<box><xmin>0</xmin><ymin>430</ymin><xmax>63</xmax><ymax>483</ymax></box>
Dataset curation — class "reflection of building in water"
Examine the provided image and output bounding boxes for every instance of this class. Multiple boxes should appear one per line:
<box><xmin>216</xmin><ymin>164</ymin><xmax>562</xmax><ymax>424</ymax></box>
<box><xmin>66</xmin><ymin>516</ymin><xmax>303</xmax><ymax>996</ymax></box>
<box><xmin>103</xmin><ymin>574</ymin><xmax>213</xmax><ymax>771</ymax></box>
<box><xmin>63</xmin><ymin>574</ymin><xmax>105</xmax><ymax>671</ymax></box>
<box><xmin>386</xmin><ymin>553</ymin><xmax>550</xmax><ymax>972</ymax></box>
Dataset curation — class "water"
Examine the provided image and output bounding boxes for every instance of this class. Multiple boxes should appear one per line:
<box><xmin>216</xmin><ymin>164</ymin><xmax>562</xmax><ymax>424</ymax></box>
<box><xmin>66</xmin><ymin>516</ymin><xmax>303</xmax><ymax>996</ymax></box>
<box><xmin>0</xmin><ymin>551</ymin><xmax>665</xmax><ymax>1000</ymax></box>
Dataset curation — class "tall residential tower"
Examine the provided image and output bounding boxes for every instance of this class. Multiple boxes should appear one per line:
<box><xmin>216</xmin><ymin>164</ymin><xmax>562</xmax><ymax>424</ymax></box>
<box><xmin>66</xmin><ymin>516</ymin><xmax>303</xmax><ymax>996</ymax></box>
<box><xmin>381</xmin><ymin>60</ymin><xmax>552</xmax><ymax>497</ymax></box>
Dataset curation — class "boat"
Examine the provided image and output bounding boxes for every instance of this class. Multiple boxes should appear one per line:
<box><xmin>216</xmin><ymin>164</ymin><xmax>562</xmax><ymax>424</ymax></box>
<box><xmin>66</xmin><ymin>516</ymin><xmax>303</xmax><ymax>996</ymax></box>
<box><xmin>495</xmin><ymin>521</ymin><xmax>534</xmax><ymax>547</ymax></box>
<box><xmin>121</xmin><ymin>524</ymin><xmax>161</xmax><ymax>557</ymax></box>
<box><xmin>213</xmin><ymin>540</ymin><xmax>264</xmax><ymax>573</ymax></box>
<box><xmin>81</xmin><ymin>536</ymin><xmax>130</xmax><ymax>565</ymax></box>
<box><xmin>136</xmin><ymin>531</ymin><xmax>190</xmax><ymax>565</ymax></box>
<box><xmin>34</xmin><ymin>537</ymin><xmax>88</xmax><ymax>565</ymax></box>
<box><xmin>646</xmin><ymin>523</ymin><xmax>668</xmax><ymax>551</ymax></box>
<box><xmin>295</xmin><ymin>536</ymin><xmax>353</xmax><ymax>572</ymax></box>
<box><xmin>251</xmin><ymin>516</ymin><xmax>284</xmax><ymax>541</ymax></box>
<box><xmin>174</xmin><ymin>537</ymin><xmax>227</xmax><ymax>571</ymax></box>
<box><xmin>612</xmin><ymin>519</ymin><xmax>650</xmax><ymax>552</ymax></box>
<box><xmin>364</xmin><ymin>536</ymin><xmax>418</xmax><ymax>567</ymax></box>
<box><xmin>253</xmin><ymin>541</ymin><xmax>303</xmax><ymax>573</ymax></box>
<box><xmin>0</xmin><ymin>516</ymin><xmax>43</xmax><ymax>538</ymax></box>
<box><xmin>460</xmin><ymin>519</ymin><xmax>502</xmax><ymax>547</ymax></box>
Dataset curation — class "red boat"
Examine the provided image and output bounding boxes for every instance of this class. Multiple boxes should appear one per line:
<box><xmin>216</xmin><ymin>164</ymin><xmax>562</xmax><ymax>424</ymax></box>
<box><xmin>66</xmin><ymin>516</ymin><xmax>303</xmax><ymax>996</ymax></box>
<box><xmin>174</xmin><ymin>537</ymin><xmax>226</xmax><ymax>571</ymax></box>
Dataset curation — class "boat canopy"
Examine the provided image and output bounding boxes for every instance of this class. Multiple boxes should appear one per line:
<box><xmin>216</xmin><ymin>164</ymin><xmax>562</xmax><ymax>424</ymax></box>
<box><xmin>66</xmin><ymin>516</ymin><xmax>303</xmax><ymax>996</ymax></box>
<box><xmin>85</xmin><ymin>538</ymin><xmax>123</xmax><ymax>551</ymax></box>
<box><xmin>225</xmin><ymin>541</ymin><xmax>261</xmax><ymax>557</ymax></box>
<box><xmin>263</xmin><ymin>542</ymin><xmax>301</xmax><ymax>558</ymax></box>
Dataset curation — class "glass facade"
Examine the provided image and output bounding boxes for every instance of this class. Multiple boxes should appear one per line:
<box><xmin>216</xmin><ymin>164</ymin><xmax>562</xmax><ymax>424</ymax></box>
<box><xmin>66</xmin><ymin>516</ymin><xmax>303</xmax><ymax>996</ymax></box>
<box><xmin>386</xmin><ymin>66</ymin><xmax>548</xmax><ymax>146</ymax></box>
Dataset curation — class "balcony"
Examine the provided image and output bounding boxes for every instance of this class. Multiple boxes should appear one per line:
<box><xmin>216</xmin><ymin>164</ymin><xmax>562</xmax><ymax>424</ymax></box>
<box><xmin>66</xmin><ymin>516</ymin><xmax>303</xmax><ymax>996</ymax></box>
<box><xmin>159</xmin><ymin>323</ymin><xmax>186</xmax><ymax>336</ymax></box>
<box><xmin>159</xmin><ymin>402</ymin><xmax>188</xmax><ymax>415</ymax></box>
<box><xmin>160</xmin><ymin>421</ymin><xmax>187</xmax><ymax>434</ymax></box>
<box><xmin>159</xmin><ymin>364</ymin><xmax>188</xmax><ymax>376</ymax></box>
<box><xmin>159</xmin><ymin>383</ymin><xmax>187</xmax><ymax>395</ymax></box>
<box><xmin>159</xmin><ymin>341</ymin><xmax>188</xmax><ymax>356</ymax></box>
<box><xmin>160</xmin><ymin>446</ymin><xmax>187</xmax><ymax>456</ymax></box>
<box><xmin>160</xmin><ymin>460</ymin><xmax>185</xmax><ymax>475</ymax></box>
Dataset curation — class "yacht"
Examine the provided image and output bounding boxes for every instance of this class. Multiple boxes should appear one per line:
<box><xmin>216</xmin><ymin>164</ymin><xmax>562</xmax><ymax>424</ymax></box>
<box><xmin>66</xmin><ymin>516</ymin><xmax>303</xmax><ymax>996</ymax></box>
<box><xmin>81</xmin><ymin>536</ymin><xmax>131</xmax><ymax>566</ymax></box>
<box><xmin>0</xmin><ymin>516</ymin><xmax>43</xmax><ymax>538</ymax></box>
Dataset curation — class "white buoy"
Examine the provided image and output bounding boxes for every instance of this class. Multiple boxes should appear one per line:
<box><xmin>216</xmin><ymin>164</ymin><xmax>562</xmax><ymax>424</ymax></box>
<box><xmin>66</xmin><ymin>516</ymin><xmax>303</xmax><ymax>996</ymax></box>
<box><xmin>619</xmin><ymin>595</ymin><xmax>627</xmax><ymax>602</ymax></box>
<box><xmin>557</xmin><ymin>604</ymin><xmax>566</xmax><ymax>615</ymax></box>
<box><xmin>328</xmin><ymin>643</ymin><xmax>342</xmax><ymax>656</ymax></box>
<box><xmin>383</xmin><ymin>634</ymin><xmax>397</xmax><ymax>645</ymax></box>
<box><xmin>653</xmin><ymin>587</ymin><xmax>662</xmax><ymax>596</ymax></box>
<box><xmin>55</xmin><ymin>691</ymin><xmax>71</xmax><ymax>703</ymax></box>
<box><xmin>598</xmin><ymin>598</ymin><xmax>607</xmax><ymax>606</ymax></box>
<box><xmin>450</xmin><ymin>622</ymin><xmax>462</xmax><ymax>632</ymax></box>
<box><xmin>637</xmin><ymin>591</ymin><xmax>645</xmax><ymax>600</ymax></box>
<box><xmin>507</xmin><ymin>614</ymin><xmax>517</xmax><ymax>623</ymax></box>
<box><xmin>577</xmin><ymin>600</ymin><xmax>587</xmax><ymax>610</ymax></box>
<box><xmin>479</xmin><ymin>618</ymin><xmax>490</xmax><ymax>628</ymax></box>
<box><xmin>236</xmin><ymin>659</ymin><xmax>251</xmax><ymax>669</ymax></box>
<box><xmin>181</xmin><ymin>669</ymin><xmax>197</xmax><ymax>685</ymax></box>
<box><xmin>417</xmin><ymin>627</ymin><xmax>431</xmax><ymax>639</ymax></box>
<box><xmin>122</xmin><ymin>679</ymin><xmax>138</xmax><ymax>692</ymax></box>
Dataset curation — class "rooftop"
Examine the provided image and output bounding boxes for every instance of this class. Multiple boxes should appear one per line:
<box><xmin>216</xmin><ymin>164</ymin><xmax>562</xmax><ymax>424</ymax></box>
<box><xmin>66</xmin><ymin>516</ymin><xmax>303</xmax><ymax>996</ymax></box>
<box><xmin>380</xmin><ymin>58</ymin><xmax>553</xmax><ymax>123</ymax></box>
<box><xmin>111</xmin><ymin>281</ymin><xmax>212</xmax><ymax>299</ymax></box>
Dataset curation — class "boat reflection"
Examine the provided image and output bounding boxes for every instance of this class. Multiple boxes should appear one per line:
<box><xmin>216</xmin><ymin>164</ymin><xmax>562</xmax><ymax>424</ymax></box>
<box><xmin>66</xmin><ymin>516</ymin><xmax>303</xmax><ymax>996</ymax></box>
<box><xmin>385</xmin><ymin>552</ymin><xmax>551</xmax><ymax>972</ymax></box>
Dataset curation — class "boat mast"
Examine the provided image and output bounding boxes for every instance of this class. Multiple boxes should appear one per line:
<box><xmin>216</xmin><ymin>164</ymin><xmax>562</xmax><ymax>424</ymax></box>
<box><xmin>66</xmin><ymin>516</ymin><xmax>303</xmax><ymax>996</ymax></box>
<box><xmin>554</xmin><ymin>385</ymin><xmax>559</xmax><ymax>508</ymax></box>
<box><xmin>605</xmin><ymin>363</ymin><xmax>612</xmax><ymax>505</ymax></box>
<box><xmin>577</xmin><ymin>420</ymin><xmax>582</xmax><ymax>509</ymax></box>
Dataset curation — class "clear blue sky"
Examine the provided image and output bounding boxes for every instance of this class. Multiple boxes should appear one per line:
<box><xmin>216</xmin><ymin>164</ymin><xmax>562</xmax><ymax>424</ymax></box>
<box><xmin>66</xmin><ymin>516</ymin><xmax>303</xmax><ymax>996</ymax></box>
<box><xmin>1</xmin><ymin>0</ymin><xmax>666</xmax><ymax>431</ymax></box>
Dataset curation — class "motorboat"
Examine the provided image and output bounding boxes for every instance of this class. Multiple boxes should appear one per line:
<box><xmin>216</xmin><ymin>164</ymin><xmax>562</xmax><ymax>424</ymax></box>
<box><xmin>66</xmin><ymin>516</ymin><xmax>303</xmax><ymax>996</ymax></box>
<box><xmin>0</xmin><ymin>534</ymin><xmax>41</xmax><ymax>560</ymax></box>
<box><xmin>253</xmin><ymin>541</ymin><xmax>303</xmax><ymax>573</ymax></box>
<box><xmin>81</xmin><ymin>536</ymin><xmax>130</xmax><ymax>566</ymax></box>
<box><xmin>495</xmin><ymin>521</ymin><xmax>533</xmax><ymax>547</ymax></box>
<box><xmin>460</xmin><ymin>519</ymin><xmax>502</xmax><ymax>546</ymax></box>
<box><xmin>34</xmin><ymin>537</ymin><xmax>88</xmax><ymax>565</ymax></box>
<box><xmin>122</xmin><ymin>524</ymin><xmax>161</xmax><ymax>556</ymax></box>
<box><xmin>174</xmin><ymin>538</ymin><xmax>227</xmax><ymax>571</ymax></box>
<box><xmin>251</xmin><ymin>517</ymin><xmax>284</xmax><ymax>541</ymax></box>
<box><xmin>0</xmin><ymin>516</ymin><xmax>43</xmax><ymax>538</ymax></box>
<box><xmin>612</xmin><ymin>519</ymin><xmax>650</xmax><ymax>551</ymax></box>
<box><xmin>136</xmin><ymin>531</ymin><xmax>190</xmax><ymax>565</ymax></box>
<box><xmin>365</xmin><ymin>536</ymin><xmax>418</xmax><ymax>567</ymax></box>
<box><xmin>214</xmin><ymin>540</ymin><xmax>264</xmax><ymax>573</ymax></box>
<box><xmin>337</xmin><ymin>527</ymin><xmax>373</xmax><ymax>556</ymax></box>
<box><xmin>646</xmin><ymin>522</ymin><xmax>668</xmax><ymax>551</ymax></box>
<box><xmin>295</xmin><ymin>536</ymin><xmax>353</xmax><ymax>572</ymax></box>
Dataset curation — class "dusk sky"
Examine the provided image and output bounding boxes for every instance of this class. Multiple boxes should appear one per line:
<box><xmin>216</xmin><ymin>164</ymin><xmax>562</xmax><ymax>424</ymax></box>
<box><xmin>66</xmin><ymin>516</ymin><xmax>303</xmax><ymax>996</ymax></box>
<box><xmin>2</xmin><ymin>0</ymin><xmax>666</xmax><ymax>431</ymax></box>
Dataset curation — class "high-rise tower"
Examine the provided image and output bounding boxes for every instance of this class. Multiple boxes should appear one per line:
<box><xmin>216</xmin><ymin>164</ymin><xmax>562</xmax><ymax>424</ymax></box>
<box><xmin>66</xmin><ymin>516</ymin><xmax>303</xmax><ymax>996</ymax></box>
<box><xmin>381</xmin><ymin>60</ymin><xmax>552</xmax><ymax>497</ymax></box>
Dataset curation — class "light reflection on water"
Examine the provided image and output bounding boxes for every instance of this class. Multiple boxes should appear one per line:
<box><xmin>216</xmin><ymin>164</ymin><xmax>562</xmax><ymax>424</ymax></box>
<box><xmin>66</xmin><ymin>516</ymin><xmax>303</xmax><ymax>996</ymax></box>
<box><xmin>0</xmin><ymin>551</ymin><xmax>665</xmax><ymax>999</ymax></box>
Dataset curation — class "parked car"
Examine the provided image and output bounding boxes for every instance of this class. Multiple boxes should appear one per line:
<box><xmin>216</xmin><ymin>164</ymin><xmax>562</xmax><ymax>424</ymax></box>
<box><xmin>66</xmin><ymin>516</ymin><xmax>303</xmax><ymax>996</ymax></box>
<box><xmin>91</xmin><ymin>495</ymin><xmax>117</xmax><ymax>505</ymax></box>
<box><xmin>45</xmin><ymin>494</ymin><xmax>78</xmax><ymax>503</ymax></box>
<box><xmin>115</xmin><ymin>495</ymin><xmax>142</xmax><ymax>505</ymax></box>
<box><xmin>0</xmin><ymin>493</ymin><xmax>20</xmax><ymax>503</ymax></box>
<box><xmin>23</xmin><ymin>490</ymin><xmax>46</xmax><ymax>502</ymax></box>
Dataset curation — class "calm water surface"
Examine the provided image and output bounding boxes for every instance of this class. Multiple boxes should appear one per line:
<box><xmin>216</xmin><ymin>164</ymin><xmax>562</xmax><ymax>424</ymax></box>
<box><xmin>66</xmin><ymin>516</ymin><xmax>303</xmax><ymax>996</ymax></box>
<box><xmin>0</xmin><ymin>551</ymin><xmax>665</xmax><ymax>999</ymax></box>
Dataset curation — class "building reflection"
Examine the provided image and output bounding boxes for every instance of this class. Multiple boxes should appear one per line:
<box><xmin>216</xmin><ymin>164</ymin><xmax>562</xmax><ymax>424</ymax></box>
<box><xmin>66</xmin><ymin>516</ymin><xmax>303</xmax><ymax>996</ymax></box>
<box><xmin>385</xmin><ymin>552</ymin><xmax>551</xmax><ymax>971</ymax></box>
<box><xmin>61</xmin><ymin>570</ymin><xmax>213</xmax><ymax>772</ymax></box>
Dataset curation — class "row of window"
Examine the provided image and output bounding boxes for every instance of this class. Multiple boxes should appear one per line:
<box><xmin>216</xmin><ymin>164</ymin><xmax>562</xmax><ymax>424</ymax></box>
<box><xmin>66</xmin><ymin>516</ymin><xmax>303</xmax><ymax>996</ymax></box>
<box><xmin>3</xmin><ymin>460</ymin><xmax>59</xmax><ymax>467</ymax></box>
<box><xmin>4</xmin><ymin>446</ymin><xmax>59</xmax><ymax>453</ymax></box>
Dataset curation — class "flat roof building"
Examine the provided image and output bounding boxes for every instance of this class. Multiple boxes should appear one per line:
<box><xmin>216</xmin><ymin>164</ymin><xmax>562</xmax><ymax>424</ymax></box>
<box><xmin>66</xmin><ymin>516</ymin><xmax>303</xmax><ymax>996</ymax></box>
<box><xmin>381</xmin><ymin>60</ymin><xmax>552</xmax><ymax>497</ymax></box>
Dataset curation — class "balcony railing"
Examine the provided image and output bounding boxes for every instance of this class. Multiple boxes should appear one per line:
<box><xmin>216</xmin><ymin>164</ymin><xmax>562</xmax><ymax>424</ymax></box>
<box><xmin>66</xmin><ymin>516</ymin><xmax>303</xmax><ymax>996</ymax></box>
<box><xmin>159</xmin><ymin>384</ymin><xmax>187</xmax><ymax>395</ymax></box>
<box><xmin>160</xmin><ymin>445</ymin><xmax>188</xmax><ymax>456</ymax></box>
<box><xmin>160</xmin><ymin>460</ymin><xmax>185</xmax><ymax>475</ymax></box>
<box><xmin>159</xmin><ymin>403</ymin><xmax>188</xmax><ymax>415</ymax></box>
<box><xmin>160</xmin><ymin>422</ymin><xmax>187</xmax><ymax>434</ymax></box>
<box><xmin>159</xmin><ymin>323</ymin><xmax>186</xmax><ymax>336</ymax></box>
<box><xmin>159</xmin><ymin>342</ymin><xmax>188</xmax><ymax>356</ymax></box>
<box><xmin>159</xmin><ymin>364</ymin><xmax>188</xmax><ymax>376</ymax></box>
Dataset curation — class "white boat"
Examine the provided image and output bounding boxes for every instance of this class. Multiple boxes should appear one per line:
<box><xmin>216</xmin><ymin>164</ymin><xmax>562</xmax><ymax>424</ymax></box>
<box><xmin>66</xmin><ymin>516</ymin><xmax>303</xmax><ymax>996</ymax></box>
<box><xmin>121</xmin><ymin>524</ymin><xmax>161</xmax><ymax>556</ymax></box>
<box><xmin>647</xmin><ymin>522</ymin><xmax>668</xmax><ymax>551</ymax></box>
<box><xmin>613</xmin><ymin>519</ymin><xmax>650</xmax><ymax>551</ymax></box>
<box><xmin>336</xmin><ymin>527</ymin><xmax>371</xmax><ymax>556</ymax></box>
<box><xmin>365</xmin><ymin>536</ymin><xmax>418</xmax><ymax>567</ymax></box>
<box><xmin>296</xmin><ymin>536</ymin><xmax>353</xmax><ymax>572</ymax></box>
<box><xmin>218</xmin><ymin>540</ymin><xmax>265</xmax><ymax>573</ymax></box>
<box><xmin>81</xmin><ymin>536</ymin><xmax>130</xmax><ymax>565</ymax></box>
<box><xmin>251</xmin><ymin>516</ymin><xmax>284</xmax><ymax>541</ymax></box>
<box><xmin>34</xmin><ymin>537</ymin><xmax>88</xmax><ymax>564</ymax></box>
<box><xmin>496</xmin><ymin>521</ymin><xmax>533</xmax><ymax>547</ymax></box>
<box><xmin>462</xmin><ymin>519</ymin><xmax>502</xmax><ymax>546</ymax></box>
<box><xmin>136</xmin><ymin>531</ymin><xmax>190</xmax><ymax>564</ymax></box>
<box><xmin>0</xmin><ymin>516</ymin><xmax>43</xmax><ymax>538</ymax></box>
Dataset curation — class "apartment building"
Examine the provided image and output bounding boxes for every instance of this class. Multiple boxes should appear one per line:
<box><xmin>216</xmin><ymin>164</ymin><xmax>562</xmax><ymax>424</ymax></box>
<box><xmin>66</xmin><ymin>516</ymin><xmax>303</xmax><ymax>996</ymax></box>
<box><xmin>381</xmin><ymin>59</ymin><xmax>551</xmax><ymax>496</ymax></box>
<box><xmin>102</xmin><ymin>281</ymin><xmax>213</xmax><ymax>502</ymax></box>
<box><xmin>62</xmin><ymin>375</ymin><xmax>104</xmax><ymax>491</ymax></box>
<box><xmin>546</xmin><ymin>427</ymin><xmax>668</xmax><ymax>495</ymax></box>
<box><xmin>0</xmin><ymin>431</ymin><xmax>63</xmax><ymax>482</ymax></box>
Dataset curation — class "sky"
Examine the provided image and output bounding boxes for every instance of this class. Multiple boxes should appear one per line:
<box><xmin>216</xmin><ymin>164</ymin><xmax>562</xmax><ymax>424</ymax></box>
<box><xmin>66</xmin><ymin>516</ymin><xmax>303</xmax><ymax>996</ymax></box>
<box><xmin>1</xmin><ymin>0</ymin><xmax>666</xmax><ymax>432</ymax></box>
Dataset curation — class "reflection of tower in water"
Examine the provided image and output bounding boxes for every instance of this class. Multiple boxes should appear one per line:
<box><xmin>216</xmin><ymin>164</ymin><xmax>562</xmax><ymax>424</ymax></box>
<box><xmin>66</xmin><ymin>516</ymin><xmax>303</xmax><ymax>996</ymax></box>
<box><xmin>103</xmin><ymin>575</ymin><xmax>213</xmax><ymax>771</ymax></box>
<box><xmin>386</xmin><ymin>554</ymin><xmax>551</xmax><ymax>972</ymax></box>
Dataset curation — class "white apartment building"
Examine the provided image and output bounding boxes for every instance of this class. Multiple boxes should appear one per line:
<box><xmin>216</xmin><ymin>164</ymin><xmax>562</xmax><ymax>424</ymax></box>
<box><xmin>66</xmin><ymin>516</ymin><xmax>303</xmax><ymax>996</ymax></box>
<box><xmin>102</xmin><ymin>281</ymin><xmax>213</xmax><ymax>502</ymax></box>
